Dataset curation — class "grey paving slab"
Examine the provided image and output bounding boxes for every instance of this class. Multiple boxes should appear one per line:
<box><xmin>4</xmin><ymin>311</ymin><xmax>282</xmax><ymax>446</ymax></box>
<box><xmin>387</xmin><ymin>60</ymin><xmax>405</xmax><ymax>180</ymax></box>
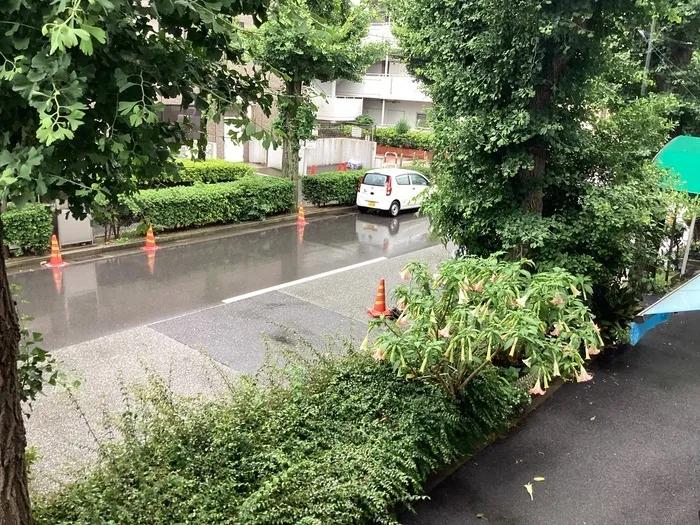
<box><xmin>26</xmin><ymin>327</ymin><xmax>233</xmax><ymax>493</ymax></box>
<box><xmin>150</xmin><ymin>291</ymin><xmax>368</xmax><ymax>373</ymax></box>
<box><xmin>402</xmin><ymin>310</ymin><xmax>700</xmax><ymax>525</ymax></box>
<box><xmin>282</xmin><ymin>243</ymin><xmax>452</xmax><ymax>322</ymax></box>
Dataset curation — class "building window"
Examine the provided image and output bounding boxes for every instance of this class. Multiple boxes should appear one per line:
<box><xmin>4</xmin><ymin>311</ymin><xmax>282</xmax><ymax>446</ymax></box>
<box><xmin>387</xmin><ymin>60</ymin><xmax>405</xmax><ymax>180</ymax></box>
<box><xmin>416</xmin><ymin>113</ymin><xmax>428</xmax><ymax>128</ymax></box>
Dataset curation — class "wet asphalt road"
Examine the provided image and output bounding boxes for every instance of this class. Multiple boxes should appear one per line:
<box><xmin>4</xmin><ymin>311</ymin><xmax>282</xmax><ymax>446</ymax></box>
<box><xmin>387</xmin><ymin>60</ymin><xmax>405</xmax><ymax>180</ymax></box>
<box><xmin>9</xmin><ymin>212</ymin><xmax>436</xmax><ymax>350</ymax></box>
<box><xmin>402</xmin><ymin>310</ymin><xmax>700</xmax><ymax>525</ymax></box>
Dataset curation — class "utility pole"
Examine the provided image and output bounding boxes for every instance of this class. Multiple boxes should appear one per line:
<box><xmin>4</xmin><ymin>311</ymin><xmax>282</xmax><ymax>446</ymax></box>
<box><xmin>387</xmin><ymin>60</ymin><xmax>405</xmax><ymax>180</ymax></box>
<box><xmin>641</xmin><ymin>18</ymin><xmax>657</xmax><ymax>96</ymax></box>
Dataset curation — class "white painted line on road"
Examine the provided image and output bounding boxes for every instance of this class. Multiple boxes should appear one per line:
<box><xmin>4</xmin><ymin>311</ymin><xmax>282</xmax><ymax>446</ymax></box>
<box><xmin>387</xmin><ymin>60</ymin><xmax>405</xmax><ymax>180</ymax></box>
<box><xmin>221</xmin><ymin>257</ymin><xmax>388</xmax><ymax>305</ymax></box>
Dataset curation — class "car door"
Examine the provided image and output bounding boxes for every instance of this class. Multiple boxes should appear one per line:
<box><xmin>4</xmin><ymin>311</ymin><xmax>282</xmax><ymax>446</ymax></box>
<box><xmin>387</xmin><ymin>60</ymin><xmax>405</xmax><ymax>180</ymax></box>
<box><xmin>409</xmin><ymin>173</ymin><xmax>430</xmax><ymax>208</ymax></box>
<box><xmin>394</xmin><ymin>174</ymin><xmax>413</xmax><ymax>208</ymax></box>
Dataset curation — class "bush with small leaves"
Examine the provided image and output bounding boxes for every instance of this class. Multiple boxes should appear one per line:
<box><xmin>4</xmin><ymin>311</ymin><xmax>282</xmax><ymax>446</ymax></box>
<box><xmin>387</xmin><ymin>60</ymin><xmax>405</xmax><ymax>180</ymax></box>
<box><xmin>124</xmin><ymin>176</ymin><xmax>295</xmax><ymax>231</ymax></box>
<box><xmin>302</xmin><ymin>170</ymin><xmax>366</xmax><ymax>206</ymax></box>
<box><xmin>1</xmin><ymin>203</ymin><xmax>53</xmax><ymax>255</ymax></box>
<box><xmin>33</xmin><ymin>348</ymin><xmax>527</xmax><ymax>524</ymax></box>
<box><xmin>375</xmin><ymin>127</ymin><xmax>434</xmax><ymax>151</ymax></box>
<box><xmin>141</xmin><ymin>160</ymin><xmax>256</xmax><ymax>189</ymax></box>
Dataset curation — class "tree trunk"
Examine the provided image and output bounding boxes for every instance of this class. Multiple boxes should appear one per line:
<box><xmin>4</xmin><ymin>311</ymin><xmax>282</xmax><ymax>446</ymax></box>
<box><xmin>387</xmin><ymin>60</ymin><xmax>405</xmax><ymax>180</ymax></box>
<box><xmin>0</xmin><ymin>218</ymin><xmax>34</xmax><ymax>525</ymax></box>
<box><xmin>197</xmin><ymin>115</ymin><xmax>208</xmax><ymax>160</ymax></box>
<box><xmin>281</xmin><ymin>81</ymin><xmax>303</xmax><ymax>200</ymax></box>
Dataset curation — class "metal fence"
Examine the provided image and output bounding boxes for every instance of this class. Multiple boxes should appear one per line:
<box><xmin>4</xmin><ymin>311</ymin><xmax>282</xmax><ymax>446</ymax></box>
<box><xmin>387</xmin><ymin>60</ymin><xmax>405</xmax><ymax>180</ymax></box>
<box><xmin>314</xmin><ymin>122</ymin><xmax>376</xmax><ymax>141</ymax></box>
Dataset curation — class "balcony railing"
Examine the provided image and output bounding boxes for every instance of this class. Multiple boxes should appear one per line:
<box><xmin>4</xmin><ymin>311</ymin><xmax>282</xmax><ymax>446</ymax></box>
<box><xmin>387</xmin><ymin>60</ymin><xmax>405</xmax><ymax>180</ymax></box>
<box><xmin>365</xmin><ymin>23</ymin><xmax>395</xmax><ymax>44</ymax></box>
<box><xmin>335</xmin><ymin>74</ymin><xmax>431</xmax><ymax>103</ymax></box>
<box><xmin>313</xmin><ymin>95</ymin><xmax>364</xmax><ymax>121</ymax></box>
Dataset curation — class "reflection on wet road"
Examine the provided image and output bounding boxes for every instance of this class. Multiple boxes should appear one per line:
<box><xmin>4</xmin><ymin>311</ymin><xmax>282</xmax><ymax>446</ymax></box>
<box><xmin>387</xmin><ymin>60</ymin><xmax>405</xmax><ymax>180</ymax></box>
<box><xmin>9</xmin><ymin>212</ymin><xmax>435</xmax><ymax>349</ymax></box>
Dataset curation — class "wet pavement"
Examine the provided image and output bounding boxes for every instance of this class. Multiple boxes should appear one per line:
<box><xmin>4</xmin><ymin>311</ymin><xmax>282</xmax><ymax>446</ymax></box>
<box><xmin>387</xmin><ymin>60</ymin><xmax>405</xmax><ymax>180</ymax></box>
<box><xmin>25</xmin><ymin>242</ymin><xmax>452</xmax><ymax>488</ymax></box>
<box><xmin>9</xmin><ymin>212</ymin><xmax>435</xmax><ymax>350</ymax></box>
<box><xmin>402</xmin><ymin>310</ymin><xmax>700</xmax><ymax>525</ymax></box>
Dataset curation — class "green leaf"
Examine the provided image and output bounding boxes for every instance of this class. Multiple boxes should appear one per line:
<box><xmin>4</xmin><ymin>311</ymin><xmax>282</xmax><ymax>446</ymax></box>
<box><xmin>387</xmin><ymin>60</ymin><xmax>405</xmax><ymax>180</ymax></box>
<box><xmin>82</xmin><ymin>25</ymin><xmax>107</xmax><ymax>44</ymax></box>
<box><xmin>118</xmin><ymin>101</ymin><xmax>138</xmax><ymax>115</ymax></box>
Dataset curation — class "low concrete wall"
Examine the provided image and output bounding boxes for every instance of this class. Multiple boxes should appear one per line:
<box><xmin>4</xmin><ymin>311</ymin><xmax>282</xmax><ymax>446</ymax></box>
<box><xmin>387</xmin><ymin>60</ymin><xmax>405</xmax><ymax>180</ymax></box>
<box><xmin>254</xmin><ymin>138</ymin><xmax>377</xmax><ymax>174</ymax></box>
<box><xmin>305</xmin><ymin>138</ymin><xmax>376</xmax><ymax>170</ymax></box>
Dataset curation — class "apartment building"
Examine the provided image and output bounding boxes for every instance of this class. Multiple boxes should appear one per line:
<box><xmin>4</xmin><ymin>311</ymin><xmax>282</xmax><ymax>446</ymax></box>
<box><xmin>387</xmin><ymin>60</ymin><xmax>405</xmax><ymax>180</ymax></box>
<box><xmin>162</xmin><ymin>14</ymin><xmax>431</xmax><ymax>166</ymax></box>
<box><xmin>313</xmin><ymin>18</ymin><xmax>432</xmax><ymax>128</ymax></box>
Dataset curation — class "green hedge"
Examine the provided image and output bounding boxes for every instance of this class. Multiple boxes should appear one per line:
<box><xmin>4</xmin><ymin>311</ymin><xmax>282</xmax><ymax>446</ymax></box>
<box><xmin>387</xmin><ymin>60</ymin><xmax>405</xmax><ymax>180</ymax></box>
<box><xmin>125</xmin><ymin>176</ymin><xmax>295</xmax><ymax>230</ymax></box>
<box><xmin>143</xmin><ymin>160</ymin><xmax>256</xmax><ymax>188</ymax></box>
<box><xmin>302</xmin><ymin>170</ymin><xmax>366</xmax><ymax>206</ymax></box>
<box><xmin>177</xmin><ymin>160</ymin><xmax>255</xmax><ymax>184</ymax></box>
<box><xmin>34</xmin><ymin>352</ymin><xmax>528</xmax><ymax>524</ymax></box>
<box><xmin>375</xmin><ymin>127</ymin><xmax>434</xmax><ymax>151</ymax></box>
<box><xmin>1</xmin><ymin>204</ymin><xmax>53</xmax><ymax>255</ymax></box>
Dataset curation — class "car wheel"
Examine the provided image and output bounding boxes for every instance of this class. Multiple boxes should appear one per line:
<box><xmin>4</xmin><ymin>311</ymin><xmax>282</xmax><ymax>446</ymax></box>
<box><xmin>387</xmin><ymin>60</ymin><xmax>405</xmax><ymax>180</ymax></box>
<box><xmin>389</xmin><ymin>201</ymin><xmax>400</xmax><ymax>217</ymax></box>
<box><xmin>358</xmin><ymin>206</ymin><xmax>368</xmax><ymax>214</ymax></box>
<box><xmin>388</xmin><ymin>218</ymin><xmax>400</xmax><ymax>235</ymax></box>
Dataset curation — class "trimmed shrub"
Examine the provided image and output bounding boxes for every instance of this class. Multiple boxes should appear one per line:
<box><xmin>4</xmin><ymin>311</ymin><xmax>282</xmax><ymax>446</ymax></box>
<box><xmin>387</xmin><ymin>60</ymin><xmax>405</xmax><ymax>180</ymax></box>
<box><xmin>143</xmin><ymin>160</ymin><xmax>256</xmax><ymax>188</ymax></box>
<box><xmin>302</xmin><ymin>170</ymin><xmax>366</xmax><ymax>206</ymax></box>
<box><xmin>177</xmin><ymin>160</ymin><xmax>255</xmax><ymax>184</ymax></box>
<box><xmin>375</xmin><ymin>127</ymin><xmax>434</xmax><ymax>151</ymax></box>
<box><xmin>33</xmin><ymin>351</ymin><xmax>528</xmax><ymax>524</ymax></box>
<box><xmin>2</xmin><ymin>204</ymin><xmax>53</xmax><ymax>255</ymax></box>
<box><xmin>124</xmin><ymin>176</ymin><xmax>295</xmax><ymax>230</ymax></box>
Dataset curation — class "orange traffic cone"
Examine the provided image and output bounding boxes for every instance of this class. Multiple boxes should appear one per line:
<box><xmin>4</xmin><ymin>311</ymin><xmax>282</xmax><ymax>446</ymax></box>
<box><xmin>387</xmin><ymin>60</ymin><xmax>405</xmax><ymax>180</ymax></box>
<box><xmin>296</xmin><ymin>205</ymin><xmax>307</xmax><ymax>226</ymax></box>
<box><xmin>367</xmin><ymin>279</ymin><xmax>393</xmax><ymax>318</ymax></box>
<box><xmin>146</xmin><ymin>250</ymin><xmax>156</xmax><ymax>274</ymax></box>
<box><xmin>46</xmin><ymin>235</ymin><xmax>68</xmax><ymax>268</ymax></box>
<box><xmin>52</xmin><ymin>266</ymin><xmax>63</xmax><ymax>294</ymax></box>
<box><xmin>310</xmin><ymin>165</ymin><xmax>317</xmax><ymax>175</ymax></box>
<box><xmin>141</xmin><ymin>225</ymin><xmax>161</xmax><ymax>252</ymax></box>
<box><xmin>297</xmin><ymin>223</ymin><xmax>305</xmax><ymax>245</ymax></box>
<box><xmin>343</xmin><ymin>162</ymin><xmax>348</xmax><ymax>171</ymax></box>
<box><xmin>338</xmin><ymin>163</ymin><xmax>343</xmax><ymax>172</ymax></box>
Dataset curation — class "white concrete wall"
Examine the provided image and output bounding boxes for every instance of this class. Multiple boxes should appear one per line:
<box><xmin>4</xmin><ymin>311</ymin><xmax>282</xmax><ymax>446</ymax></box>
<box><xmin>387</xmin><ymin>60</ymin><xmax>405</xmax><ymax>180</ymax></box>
<box><xmin>363</xmin><ymin>99</ymin><xmax>432</xmax><ymax>128</ymax></box>
<box><xmin>223</xmin><ymin>123</ymin><xmax>244</xmax><ymax>162</ymax></box>
<box><xmin>247</xmin><ymin>138</ymin><xmax>268</xmax><ymax>164</ymax></box>
<box><xmin>257</xmin><ymin>139</ymin><xmax>376</xmax><ymax>173</ymax></box>
<box><xmin>304</xmin><ymin>138</ymin><xmax>376</xmax><ymax>169</ymax></box>
<box><xmin>267</xmin><ymin>144</ymin><xmax>284</xmax><ymax>171</ymax></box>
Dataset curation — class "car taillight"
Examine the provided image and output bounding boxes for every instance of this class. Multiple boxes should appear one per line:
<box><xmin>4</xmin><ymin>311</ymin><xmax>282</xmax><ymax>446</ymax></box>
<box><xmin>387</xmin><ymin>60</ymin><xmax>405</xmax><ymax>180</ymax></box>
<box><xmin>386</xmin><ymin>177</ymin><xmax>392</xmax><ymax>196</ymax></box>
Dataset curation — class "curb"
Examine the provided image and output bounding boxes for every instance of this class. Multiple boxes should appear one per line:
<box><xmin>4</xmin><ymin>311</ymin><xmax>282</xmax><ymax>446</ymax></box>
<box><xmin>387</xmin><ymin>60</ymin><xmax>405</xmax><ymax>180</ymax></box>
<box><xmin>422</xmin><ymin>378</ymin><xmax>566</xmax><ymax>494</ymax></box>
<box><xmin>7</xmin><ymin>205</ymin><xmax>356</xmax><ymax>273</ymax></box>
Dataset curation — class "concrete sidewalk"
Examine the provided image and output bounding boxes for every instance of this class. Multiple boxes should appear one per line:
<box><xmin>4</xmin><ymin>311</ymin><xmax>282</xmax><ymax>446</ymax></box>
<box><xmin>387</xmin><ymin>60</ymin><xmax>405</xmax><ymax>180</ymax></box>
<box><xmin>26</xmin><ymin>244</ymin><xmax>451</xmax><ymax>492</ymax></box>
<box><xmin>402</xmin><ymin>310</ymin><xmax>700</xmax><ymax>525</ymax></box>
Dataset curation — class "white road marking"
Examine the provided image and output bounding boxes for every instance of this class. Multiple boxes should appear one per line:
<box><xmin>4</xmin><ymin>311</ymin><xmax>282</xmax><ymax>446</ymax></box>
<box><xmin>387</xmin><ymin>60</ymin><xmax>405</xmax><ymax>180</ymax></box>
<box><xmin>221</xmin><ymin>257</ymin><xmax>388</xmax><ymax>304</ymax></box>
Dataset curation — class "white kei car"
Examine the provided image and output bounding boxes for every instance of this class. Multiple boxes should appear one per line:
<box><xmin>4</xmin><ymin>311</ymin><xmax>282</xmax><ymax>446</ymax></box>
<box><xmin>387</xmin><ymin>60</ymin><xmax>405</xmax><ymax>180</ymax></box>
<box><xmin>356</xmin><ymin>168</ymin><xmax>431</xmax><ymax>217</ymax></box>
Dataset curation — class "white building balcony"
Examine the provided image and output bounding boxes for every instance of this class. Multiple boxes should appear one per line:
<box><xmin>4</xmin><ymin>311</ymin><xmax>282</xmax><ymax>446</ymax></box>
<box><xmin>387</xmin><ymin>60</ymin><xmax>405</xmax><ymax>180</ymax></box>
<box><xmin>365</xmin><ymin>23</ymin><xmax>395</xmax><ymax>45</ymax></box>
<box><xmin>313</xmin><ymin>95</ymin><xmax>364</xmax><ymax>122</ymax></box>
<box><xmin>335</xmin><ymin>74</ymin><xmax>431</xmax><ymax>103</ymax></box>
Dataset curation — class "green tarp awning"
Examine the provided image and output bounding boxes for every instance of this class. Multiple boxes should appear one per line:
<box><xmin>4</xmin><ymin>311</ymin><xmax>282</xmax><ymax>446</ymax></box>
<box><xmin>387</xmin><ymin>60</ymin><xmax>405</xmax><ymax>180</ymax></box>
<box><xmin>654</xmin><ymin>135</ymin><xmax>700</xmax><ymax>194</ymax></box>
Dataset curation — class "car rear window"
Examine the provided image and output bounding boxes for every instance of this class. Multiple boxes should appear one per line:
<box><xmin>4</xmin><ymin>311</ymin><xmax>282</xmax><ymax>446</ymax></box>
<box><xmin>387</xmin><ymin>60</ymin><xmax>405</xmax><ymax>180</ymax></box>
<box><xmin>362</xmin><ymin>173</ymin><xmax>388</xmax><ymax>186</ymax></box>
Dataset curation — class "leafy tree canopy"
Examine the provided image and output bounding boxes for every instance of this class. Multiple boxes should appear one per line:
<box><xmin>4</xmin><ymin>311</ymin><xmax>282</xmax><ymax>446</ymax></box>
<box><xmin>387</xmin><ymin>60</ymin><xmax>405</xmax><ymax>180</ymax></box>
<box><xmin>0</xmin><ymin>1</ymin><xmax>274</xmax><ymax>522</ymax></box>
<box><xmin>254</xmin><ymin>0</ymin><xmax>381</xmax><ymax>84</ymax></box>
<box><xmin>391</xmin><ymin>0</ymin><xmax>685</xmax><ymax>339</ymax></box>
<box><xmin>251</xmin><ymin>0</ymin><xmax>382</xmax><ymax>179</ymax></box>
<box><xmin>0</xmin><ymin>0</ymin><xmax>273</xmax><ymax>214</ymax></box>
